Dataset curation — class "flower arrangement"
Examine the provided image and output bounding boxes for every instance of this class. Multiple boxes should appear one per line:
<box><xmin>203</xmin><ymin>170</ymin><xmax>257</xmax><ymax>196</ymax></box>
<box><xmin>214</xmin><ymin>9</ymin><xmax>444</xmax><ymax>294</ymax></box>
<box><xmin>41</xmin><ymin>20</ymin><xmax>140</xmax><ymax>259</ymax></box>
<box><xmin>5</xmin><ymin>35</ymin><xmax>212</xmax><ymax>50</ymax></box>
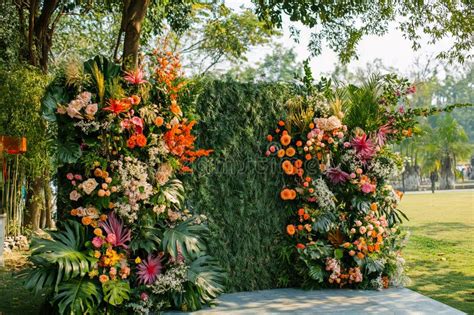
<box><xmin>265</xmin><ymin>75</ymin><xmax>420</xmax><ymax>289</ymax></box>
<box><xmin>24</xmin><ymin>48</ymin><xmax>223</xmax><ymax>313</ymax></box>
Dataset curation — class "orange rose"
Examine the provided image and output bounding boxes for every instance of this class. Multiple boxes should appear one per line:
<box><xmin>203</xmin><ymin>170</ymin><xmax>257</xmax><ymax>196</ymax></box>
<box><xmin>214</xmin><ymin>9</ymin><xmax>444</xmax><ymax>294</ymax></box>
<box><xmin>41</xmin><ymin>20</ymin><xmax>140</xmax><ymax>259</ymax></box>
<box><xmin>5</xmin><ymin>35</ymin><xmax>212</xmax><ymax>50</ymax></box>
<box><xmin>303</xmin><ymin>213</ymin><xmax>310</xmax><ymax>220</ymax></box>
<box><xmin>357</xmin><ymin>252</ymin><xmax>365</xmax><ymax>259</ymax></box>
<box><xmin>296</xmin><ymin>243</ymin><xmax>306</xmax><ymax>249</ymax></box>
<box><xmin>94</xmin><ymin>168</ymin><xmax>103</xmax><ymax>177</ymax></box>
<box><xmin>277</xmin><ymin>149</ymin><xmax>285</xmax><ymax>158</ymax></box>
<box><xmin>298</xmin><ymin>208</ymin><xmax>305</xmax><ymax>216</ymax></box>
<box><xmin>267</xmin><ymin>135</ymin><xmax>273</xmax><ymax>142</ymax></box>
<box><xmin>282</xmin><ymin>160</ymin><xmax>294</xmax><ymax>175</ymax></box>
<box><xmin>100</xmin><ymin>214</ymin><xmax>108</xmax><ymax>221</ymax></box>
<box><xmin>278</xmin><ymin>120</ymin><xmax>285</xmax><ymax>127</ymax></box>
<box><xmin>155</xmin><ymin>116</ymin><xmax>164</xmax><ymax>127</ymax></box>
<box><xmin>305</xmin><ymin>154</ymin><xmax>312</xmax><ymax>160</ymax></box>
<box><xmin>297</xmin><ymin>225</ymin><xmax>304</xmax><ymax>231</ymax></box>
<box><xmin>93</xmin><ymin>228</ymin><xmax>103</xmax><ymax>236</ymax></box>
<box><xmin>130</xmin><ymin>95</ymin><xmax>141</xmax><ymax>105</ymax></box>
<box><xmin>280</xmin><ymin>188</ymin><xmax>296</xmax><ymax>200</ymax></box>
<box><xmin>296</xmin><ymin>140</ymin><xmax>303</xmax><ymax>147</ymax></box>
<box><xmin>127</xmin><ymin>136</ymin><xmax>136</xmax><ymax>149</ymax></box>
<box><xmin>285</xmin><ymin>147</ymin><xmax>296</xmax><ymax>157</ymax></box>
<box><xmin>370</xmin><ymin>203</ymin><xmax>378</xmax><ymax>211</ymax></box>
<box><xmin>280</xmin><ymin>134</ymin><xmax>291</xmax><ymax>146</ymax></box>
<box><xmin>70</xmin><ymin>208</ymin><xmax>78</xmax><ymax>216</ymax></box>
<box><xmin>136</xmin><ymin>133</ymin><xmax>147</xmax><ymax>147</ymax></box>
<box><xmin>286</xmin><ymin>224</ymin><xmax>296</xmax><ymax>236</ymax></box>
<box><xmin>81</xmin><ymin>216</ymin><xmax>92</xmax><ymax>226</ymax></box>
<box><xmin>294</xmin><ymin>159</ymin><xmax>303</xmax><ymax>168</ymax></box>
<box><xmin>99</xmin><ymin>274</ymin><xmax>109</xmax><ymax>284</ymax></box>
<box><xmin>309</xmin><ymin>123</ymin><xmax>315</xmax><ymax>129</ymax></box>
<box><xmin>289</xmin><ymin>189</ymin><xmax>297</xmax><ymax>200</ymax></box>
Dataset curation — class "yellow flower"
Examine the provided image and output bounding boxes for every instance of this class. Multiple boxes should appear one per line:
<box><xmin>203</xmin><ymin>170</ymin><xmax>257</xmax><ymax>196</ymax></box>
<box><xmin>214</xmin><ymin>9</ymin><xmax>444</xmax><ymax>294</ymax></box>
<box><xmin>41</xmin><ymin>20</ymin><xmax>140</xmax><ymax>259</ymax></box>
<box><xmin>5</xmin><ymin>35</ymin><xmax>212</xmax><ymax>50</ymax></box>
<box><xmin>94</xmin><ymin>250</ymin><xmax>101</xmax><ymax>258</ymax></box>
<box><xmin>135</xmin><ymin>257</ymin><xmax>142</xmax><ymax>264</ymax></box>
<box><xmin>93</xmin><ymin>228</ymin><xmax>102</xmax><ymax>237</ymax></box>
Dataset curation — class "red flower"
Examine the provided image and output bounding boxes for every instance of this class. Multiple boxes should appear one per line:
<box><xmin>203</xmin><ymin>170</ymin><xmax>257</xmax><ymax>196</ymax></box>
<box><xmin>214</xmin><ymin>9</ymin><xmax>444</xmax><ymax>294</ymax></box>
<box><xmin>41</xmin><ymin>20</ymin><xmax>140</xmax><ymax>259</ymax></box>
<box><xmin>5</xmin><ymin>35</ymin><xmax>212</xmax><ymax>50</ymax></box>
<box><xmin>351</xmin><ymin>133</ymin><xmax>375</xmax><ymax>161</ymax></box>
<box><xmin>127</xmin><ymin>136</ymin><xmax>136</xmax><ymax>149</ymax></box>
<box><xmin>103</xmin><ymin>99</ymin><xmax>130</xmax><ymax>115</ymax></box>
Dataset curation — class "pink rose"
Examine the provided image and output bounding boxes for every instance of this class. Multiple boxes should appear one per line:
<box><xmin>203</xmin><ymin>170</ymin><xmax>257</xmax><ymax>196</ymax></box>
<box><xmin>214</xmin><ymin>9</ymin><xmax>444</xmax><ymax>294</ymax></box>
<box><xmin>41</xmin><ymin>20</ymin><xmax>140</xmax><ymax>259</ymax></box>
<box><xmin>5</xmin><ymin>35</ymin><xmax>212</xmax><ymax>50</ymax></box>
<box><xmin>350</xmin><ymin>173</ymin><xmax>356</xmax><ymax>179</ymax></box>
<box><xmin>74</xmin><ymin>174</ymin><xmax>82</xmax><ymax>180</ymax></box>
<box><xmin>106</xmin><ymin>233</ymin><xmax>117</xmax><ymax>244</ymax></box>
<box><xmin>343</xmin><ymin>142</ymin><xmax>351</xmax><ymax>148</ymax></box>
<box><xmin>359</xmin><ymin>226</ymin><xmax>367</xmax><ymax>234</ymax></box>
<box><xmin>71</xmin><ymin>180</ymin><xmax>76</xmax><ymax>186</ymax></box>
<box><xmin>69</xmin><ymin>190</ymin><xmax>81</xmax><ymax>201</ymax></box>
<box><xmin>355</xmin><ymin>220</ymin><xmax>362</xmax><ymax>227</ymax></box>
<box><xmin>92</xmin><ymin>237</ymin><xmax>104</xmax><ymax>248</ymax></box>
<box><xmin>350</xmin><ymin>228</ymin><xmax>356</xmax><ymax>234</ymax></box>
<box><xmin>361</xmin><ymin>183</ymin><xmax>372</xmax><ymax>194</ymax></box>
<box><xmin>140</xmin><ymin>292</ymin><xmax>149</xmax><ymax>301</ymax></box>
<box><xmin>67</xmin><ymin>173</ymin><xmax>74</xmax><ymax>180</ymax></box>
<box><xmin>57</xmin><ymin>106</ymin><xmax>67</xmax><ymax>114</ymax></box>
<box><xmin>120</xmin><ymin>119</ymin><xmax>132</xmax><ymax>130</ymax></box>
<box><xmin>85</xmin><ymin>103</ymin><xmax>98</xmax><ymax>117</ymax></box>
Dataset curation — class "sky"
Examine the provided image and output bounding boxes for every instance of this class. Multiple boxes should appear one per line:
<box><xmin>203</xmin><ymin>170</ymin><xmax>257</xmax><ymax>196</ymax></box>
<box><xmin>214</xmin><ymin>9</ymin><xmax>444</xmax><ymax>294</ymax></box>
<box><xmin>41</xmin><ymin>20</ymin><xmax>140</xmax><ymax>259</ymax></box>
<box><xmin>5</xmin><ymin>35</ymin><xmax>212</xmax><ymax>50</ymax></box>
<box><xmin>225</xmin><ymin>0</ymin><xmax>459</xmax><ymax>78</ymax></box>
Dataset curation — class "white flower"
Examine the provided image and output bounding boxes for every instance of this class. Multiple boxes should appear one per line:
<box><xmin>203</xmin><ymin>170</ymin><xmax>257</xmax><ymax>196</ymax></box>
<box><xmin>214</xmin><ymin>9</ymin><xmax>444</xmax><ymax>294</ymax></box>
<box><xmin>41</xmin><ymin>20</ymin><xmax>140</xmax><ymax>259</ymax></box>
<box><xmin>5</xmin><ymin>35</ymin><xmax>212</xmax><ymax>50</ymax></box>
<box><xmin>82</xmin><ymin>178</ymin><xmax>99</xmax><ymax>195</ymax></box>
<box><xmin>85</xmin><ymin>103</ymin><xmax>98</xmax><ymax>117</ymax></box>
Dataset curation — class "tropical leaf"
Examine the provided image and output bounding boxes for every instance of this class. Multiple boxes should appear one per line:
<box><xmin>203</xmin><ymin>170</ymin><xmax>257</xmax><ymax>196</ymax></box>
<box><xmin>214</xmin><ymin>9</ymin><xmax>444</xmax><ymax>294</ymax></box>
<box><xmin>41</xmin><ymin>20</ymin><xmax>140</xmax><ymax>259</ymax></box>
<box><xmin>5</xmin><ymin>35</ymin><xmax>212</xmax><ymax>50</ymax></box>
<box><xmin>57</xmin><ymin>136</ymin><xmax>82</xmax><ymax>164</ymax></box>
<box><xmin>328</xmin><ymin>229</ymin><xmax>345</xmax><ymax>247</ymax></box>
<box><xmin>102</xmin><ymin>280</ymin><xmax>130</xmax><ymax>306</ymax></box>
<box><xmin>52</xmin><ymin>278</ymin><xmax>102</xmax><ymax>314</ymax></box>
<box><xmin>42</xmin><ymin>85</ymin><xmax>69</xmax><ymax>122</ymax></box>
<box><xmin>162</xmin><ymin>179</ymin><xmax>185</xmax><ymax>206</ymax></box>
<box><xmin>187</xmin><ymin>255</ymin><xmax>225</xmax><ymax>304</ymax></box>
<box><xmin>29</xmin><ymin>220</ymin><xmax>91</xmax><ymax>287</ymax></box>
<box><xmin>162</xmin><ymin>218</ymin><xmax>208</xmax><ymax>259</ymax></box>
<box><xmin>308</xmin><ymin>264</ymin><xmax>324</xmax><ymax>282</ymax></box>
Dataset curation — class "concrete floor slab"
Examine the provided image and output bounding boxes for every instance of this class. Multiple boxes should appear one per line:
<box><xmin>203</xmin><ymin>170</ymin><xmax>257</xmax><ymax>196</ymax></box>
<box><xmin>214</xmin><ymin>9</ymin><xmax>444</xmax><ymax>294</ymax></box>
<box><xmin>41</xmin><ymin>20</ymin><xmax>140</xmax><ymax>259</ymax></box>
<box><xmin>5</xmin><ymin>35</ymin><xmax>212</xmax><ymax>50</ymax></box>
<box><xmin>165</xmin><ymin>288</ymin><xmax>464</xmax><ymax>314</ymax></box>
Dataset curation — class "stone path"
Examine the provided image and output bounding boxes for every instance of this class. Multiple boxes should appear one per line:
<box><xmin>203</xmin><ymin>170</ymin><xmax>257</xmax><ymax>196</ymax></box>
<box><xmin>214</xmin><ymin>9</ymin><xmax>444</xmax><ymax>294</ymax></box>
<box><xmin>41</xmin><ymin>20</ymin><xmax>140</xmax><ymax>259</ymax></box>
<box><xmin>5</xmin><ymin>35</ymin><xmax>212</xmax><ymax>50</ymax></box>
<box><xmin>165</xmin><ymin>288</ymin><xmax>464</xmax><ymax>314</ymax></box>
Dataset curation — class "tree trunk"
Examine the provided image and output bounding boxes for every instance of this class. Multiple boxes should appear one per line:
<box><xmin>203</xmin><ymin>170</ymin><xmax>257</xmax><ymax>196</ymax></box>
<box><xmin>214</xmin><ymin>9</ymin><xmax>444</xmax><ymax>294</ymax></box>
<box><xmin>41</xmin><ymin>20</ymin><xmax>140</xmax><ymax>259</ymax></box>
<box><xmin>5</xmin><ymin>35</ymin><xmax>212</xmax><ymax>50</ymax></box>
<box><xmin>402</xmin><ymin>162</ymin><xmax>420</xmax><ymax>191</ymax></box>
<box><xmin>122</xmin><ymin>0</ymin><xmax>150</xmax><ymax>69</ymax></box>
<box><xmin>27</xmin><ymin>177</ymin><xmax>43</xmax><ymax>232</ymax></box>
<box><xmin>44</xmin><ymin>176</ymin><xmax>54</xmax><ymax>229</ymax></box>
<box><xmin>439</xmin><ymin>155</ymin><xmax>455</xmax><ymax>189</ymax></box>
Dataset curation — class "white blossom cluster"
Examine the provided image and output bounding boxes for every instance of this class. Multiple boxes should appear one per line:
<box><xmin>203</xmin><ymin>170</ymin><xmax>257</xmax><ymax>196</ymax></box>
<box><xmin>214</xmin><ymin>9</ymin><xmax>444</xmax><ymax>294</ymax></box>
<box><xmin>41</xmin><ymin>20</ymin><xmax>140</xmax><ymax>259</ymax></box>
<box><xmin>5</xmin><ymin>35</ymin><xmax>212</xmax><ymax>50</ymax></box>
<box><xmin>340</xmin><ymin>149</ymin><xmax>362</xmax><ymax>173</ymax></box>
<box><xmin>312</xmin><ymin>178</ymin><xmax>336</xmax><ymax>211</ymax></box>
<box><xmin>74</xmin><ymin>120</ymin><xmax>102</xmax><ymax>134</ymax></box>
<box><xmin>149</xmin><ymin>263</ymin><xmax>188</xmax><ymax>295</ymax></box>
<box><xmin>112</xmin><ymin>156</ymin><xmax>154</xmax><ymax>222</ymax></box>
<box><xmin>369</xmin><ymin>155</ymin><xmax>400</xmax><ymax>179</ymax></box>
<box><xmin>148</xmin><ymin>141</ymin><xmax>170</xmax><ymax>168</ymax></box>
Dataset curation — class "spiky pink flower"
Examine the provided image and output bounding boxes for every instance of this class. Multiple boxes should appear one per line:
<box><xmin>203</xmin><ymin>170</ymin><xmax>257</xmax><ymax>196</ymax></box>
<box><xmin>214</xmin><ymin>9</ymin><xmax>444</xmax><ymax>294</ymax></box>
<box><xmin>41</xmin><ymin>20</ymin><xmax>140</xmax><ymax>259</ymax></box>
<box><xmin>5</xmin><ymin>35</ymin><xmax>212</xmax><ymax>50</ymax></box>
<box><xmin>351</xmin><ymin>133</ymin><xmax>375</xmax><ymax>161</ymax></box>
<box><xmin>137</xmin><ymin>255</ymin><xmax>163</xmax><ymax>285</ymax></box>
<box><xmin>99</xmin><ymin>212</ymin><xmax>131</xmax><ymax>249</ymax></box>
<box><xmin>124</xmin><ymin>68</ymin><xmax>148</xmax><ymax>85</ymax></box>
<box><xmin>325</xmin><ymin>166</ymin><xmax>350</xmax><ymax>184</ymax></box>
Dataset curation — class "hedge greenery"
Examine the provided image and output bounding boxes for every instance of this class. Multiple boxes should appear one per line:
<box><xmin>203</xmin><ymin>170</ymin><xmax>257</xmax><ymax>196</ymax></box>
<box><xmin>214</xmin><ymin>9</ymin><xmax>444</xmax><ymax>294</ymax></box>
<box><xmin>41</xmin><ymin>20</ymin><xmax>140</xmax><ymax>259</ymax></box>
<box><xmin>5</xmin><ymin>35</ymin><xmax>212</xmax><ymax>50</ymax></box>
<box><xmin>184</xmin><ymin>79</ymin><xmax>296</xmax><ymax>291</ymax></box>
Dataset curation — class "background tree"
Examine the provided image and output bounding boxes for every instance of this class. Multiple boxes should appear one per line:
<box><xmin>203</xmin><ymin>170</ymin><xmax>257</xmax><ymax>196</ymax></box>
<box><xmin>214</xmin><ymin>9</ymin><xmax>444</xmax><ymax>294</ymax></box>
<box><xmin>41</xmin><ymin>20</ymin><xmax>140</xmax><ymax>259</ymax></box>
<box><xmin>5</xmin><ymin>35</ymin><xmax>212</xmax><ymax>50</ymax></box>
<box><xmin>253</xmin><ymin>1</ymin><xmax>473</xmax><ymax>63</ymax></box>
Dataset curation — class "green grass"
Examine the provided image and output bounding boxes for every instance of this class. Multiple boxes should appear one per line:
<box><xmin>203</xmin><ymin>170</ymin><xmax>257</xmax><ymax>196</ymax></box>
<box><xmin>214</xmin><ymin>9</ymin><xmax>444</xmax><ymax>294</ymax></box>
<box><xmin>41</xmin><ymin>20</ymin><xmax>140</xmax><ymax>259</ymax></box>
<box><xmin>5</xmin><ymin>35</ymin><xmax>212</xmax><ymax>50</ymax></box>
<box><xmin>400</xmin><ymin>191</ymin><xmax>474</xmax><ymax>314</ymax></box>
<box><xmin>0</xmin><ymin>269</ymin><xmax>46</xmax><ymax>314</ymax></box>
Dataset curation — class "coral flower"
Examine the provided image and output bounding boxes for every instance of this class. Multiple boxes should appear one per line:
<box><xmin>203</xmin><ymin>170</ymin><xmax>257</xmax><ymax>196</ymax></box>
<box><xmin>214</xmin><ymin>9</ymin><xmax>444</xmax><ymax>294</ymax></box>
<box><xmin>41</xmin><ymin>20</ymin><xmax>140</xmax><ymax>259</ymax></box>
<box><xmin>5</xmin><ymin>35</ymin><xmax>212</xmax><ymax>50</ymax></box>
<box><xmin>124</xmin><ymin>67</ymin><xmax>148</xmax><ymax>85</ymax></box>
<box><xmin>266</xmin><ymin>135</ymin><xmax>273</xmax><ymax>142</ymax></box>
<box><xmin>137</xmin><ymin>255</ymin><xmax>163</xmax><ymax>285</ymax></box>
<box><xmin>298</xmin><ymin>208</ymin><xmax>305</xmax><ymax>216</ymax></box>
<box><xmin>286</xmin><ymin>224</ymin><xmax>296</xmax><ymax>236</ymax></box>
<box><xmin>136</xmin><ymin>133</ymin><xmax>147</xmax><ymax>147</ymax></box>
<box><xmin>285</xmin><ymin>147</ymin><xmax>296</xmax><ymax>157</ymax></box>
<box><xmin>280</xmin><ymin>134</ymin><xmax>291</xmax><ymax>146</ymax></box>
<box><xmin>127</xmin><ymin>136</ymin><xmax>136</xmax><ymax>149</ymax></box>
<box><xmin>280</xmin><ymin>188</ymin><xmax>296</xmax><ymax>200</ymax></box>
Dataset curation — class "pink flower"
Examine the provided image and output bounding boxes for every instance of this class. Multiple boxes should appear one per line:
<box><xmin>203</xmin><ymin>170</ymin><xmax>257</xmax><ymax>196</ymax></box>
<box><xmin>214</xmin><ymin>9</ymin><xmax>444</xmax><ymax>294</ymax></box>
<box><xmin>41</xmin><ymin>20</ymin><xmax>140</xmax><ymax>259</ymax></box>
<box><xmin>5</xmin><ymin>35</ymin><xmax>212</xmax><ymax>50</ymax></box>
<box><xmin>325</xmin><ymin>166</ymin><xmax>350</xmax><ymax>184</ymax></box>
<box><xmin>106</xmin><ymin>233</ymin><xmax>117</xmax><ymax>244</ymax></box>
<box><xmin>120</xmin><ymin>119</ymin><xmax>132</xmax><ymax>130</ymax></box>
<box><xmin>71</xmin><ymin>180</ymin><xmax>76</xmax><ymax>186</ymax></box>
<box><xmin>131</xmin><ymin>116</ymin><xmax>144</xmax><ymax>134</ymax></box>
<box><xmin>137</xmin><ymin>255</ymin><xmax>163</xmax><ymax>285</ymax></box>
<box><xmin>343</xmin><ymin>142</ymin><xmax>351</xmax><ymax>148</ymax></box>
<box><xmin>67</xmin><ymin>173</ymin><xmax>74</xmax><ymax>180</ymax></box>
<box><xmin>92</xmin><ymin>237</ymin><xmax>104</xmax><ymax>248</ymax></box>
<box><xmin>355</xmin><ymin>220</ymin><xmax>362</xmax><ymax>227</ymax></box>
<box><xmin>69</xmin><ymin>190</ymin><xmax>81</xmax><ymax>201</ymax></box>
<box><xmin>351</xmin><ymin>133</ymin><xmax>375</xmax><ymax>161</ymax></box>
<box><xmin>350</xmin><ymin>228</ymin><xmax>356</xmax><ymax>234</ymax></box>
<box><xmin>85</xmin><ymin>103</ymin><xmax>98</xmax><ymax>117</ymax></box>
<box><xmin>140</xmin><ymin>292</ymin><xmax>149</xmax><ymax>301</ymax></box>
<box><xmin>361</xmin><ymin>183</ymin><xmax>373</xmax><ymax>194</ymax></box>
<box><xmin>350</xmin><ymin>173</ymin><xmax>356</xmax><ymax>179</ymax></box>
<box><xmin>74</xmin><ymin>174</ymin><xmax>82</xmax><ymax>180</ymax></box>
<box><xmin>124</xmin><ymin>68</ymin><xmax>148</xmax><ymax>85</ymax></box>
<box><xmin>359</xmin><ymin>226</ymin><xmax>367</xmax><ymax>234</ymax></box>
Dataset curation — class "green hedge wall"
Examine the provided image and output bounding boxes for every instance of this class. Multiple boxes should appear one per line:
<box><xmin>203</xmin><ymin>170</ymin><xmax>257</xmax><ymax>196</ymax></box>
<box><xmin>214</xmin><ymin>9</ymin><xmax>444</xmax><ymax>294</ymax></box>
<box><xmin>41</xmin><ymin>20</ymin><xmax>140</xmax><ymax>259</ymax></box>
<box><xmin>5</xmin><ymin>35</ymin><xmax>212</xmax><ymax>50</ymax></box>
<box><xmin>184</xmin><ymin>79</ymin><xmax>296</xmax><ymax>291</ymax></box>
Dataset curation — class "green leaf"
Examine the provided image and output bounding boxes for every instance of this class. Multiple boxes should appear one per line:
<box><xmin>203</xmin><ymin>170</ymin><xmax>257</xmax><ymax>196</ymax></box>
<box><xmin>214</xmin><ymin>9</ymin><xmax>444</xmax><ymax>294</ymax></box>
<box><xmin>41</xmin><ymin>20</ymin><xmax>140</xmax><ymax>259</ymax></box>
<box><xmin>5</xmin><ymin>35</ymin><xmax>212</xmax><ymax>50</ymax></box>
<box><xmin>57</xmin><ymin>137</ymin><xmax>82</xmax><ymax>164</ymax></box>
<box><xmin>188</xmin><ymin>255</ymin><xmax>225</xmax><ymax>305</ymax></box>
<box><xmin>308</xmin><ymin>265</ymin><xmax>324</xmax><ymax>282</ymax></box>
<box><xmin>52</xmin><ymin>278</ymin><xmax>102</xmax><ymax>314</ymax></box>
<box><xmin>102</xmin><ymin>280</ymin><xmax>130</xmax><ymax>306</ymax></box>
<box><xmin>162</xmin><ymin>218</ymin><xmax>208</xmax><ymax>259</ymax></box>
<box><xmin>42</xmin><ymin>85</ymin><xmax>68</xmax><ymax>122</ymax></box>
<box><xmin>334</xmin><ymin>248</ymin><xmax>344</xmax><ymax>260</ymax></box>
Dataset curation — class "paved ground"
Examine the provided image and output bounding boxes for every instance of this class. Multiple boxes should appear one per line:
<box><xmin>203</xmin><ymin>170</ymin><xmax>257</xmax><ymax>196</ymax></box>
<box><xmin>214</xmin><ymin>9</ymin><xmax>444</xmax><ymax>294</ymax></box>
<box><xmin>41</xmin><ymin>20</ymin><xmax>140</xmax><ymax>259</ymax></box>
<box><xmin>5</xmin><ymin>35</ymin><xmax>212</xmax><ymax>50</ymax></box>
<box><xmin>165</xmin><ymin>288</ymin><xmax>464</xmax><ymax>314</ymax></box>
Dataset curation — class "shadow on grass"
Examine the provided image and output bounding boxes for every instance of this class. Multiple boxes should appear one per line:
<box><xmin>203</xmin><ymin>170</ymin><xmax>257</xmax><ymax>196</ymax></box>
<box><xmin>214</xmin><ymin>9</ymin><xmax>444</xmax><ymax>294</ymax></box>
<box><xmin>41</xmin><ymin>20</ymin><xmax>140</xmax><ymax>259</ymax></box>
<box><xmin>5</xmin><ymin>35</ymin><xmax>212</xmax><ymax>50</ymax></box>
<box><xmin>0</xmin><ymin>270</ymin><xmax>46</xmax><ymax>315</ymax></box>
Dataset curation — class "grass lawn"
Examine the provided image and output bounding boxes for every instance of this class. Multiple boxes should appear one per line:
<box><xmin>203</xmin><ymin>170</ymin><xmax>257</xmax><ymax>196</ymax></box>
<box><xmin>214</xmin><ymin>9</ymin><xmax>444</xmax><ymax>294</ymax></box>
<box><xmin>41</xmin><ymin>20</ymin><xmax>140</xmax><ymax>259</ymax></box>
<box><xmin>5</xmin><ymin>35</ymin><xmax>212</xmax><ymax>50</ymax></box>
<box><xmin>400</xmin><ymin>191</ymin><xmax>474</xmax><ymax>314</ymax></box>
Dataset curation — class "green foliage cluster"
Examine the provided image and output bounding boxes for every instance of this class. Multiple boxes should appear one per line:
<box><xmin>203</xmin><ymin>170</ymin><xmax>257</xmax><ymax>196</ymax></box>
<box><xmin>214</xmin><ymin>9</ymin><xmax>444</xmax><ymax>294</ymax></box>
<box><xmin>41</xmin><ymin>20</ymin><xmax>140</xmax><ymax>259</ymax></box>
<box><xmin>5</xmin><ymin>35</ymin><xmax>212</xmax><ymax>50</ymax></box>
<box><xmin>183</xmin><ymin>79</ymin><xmax>295</xmax><ymax>291</ymax></box>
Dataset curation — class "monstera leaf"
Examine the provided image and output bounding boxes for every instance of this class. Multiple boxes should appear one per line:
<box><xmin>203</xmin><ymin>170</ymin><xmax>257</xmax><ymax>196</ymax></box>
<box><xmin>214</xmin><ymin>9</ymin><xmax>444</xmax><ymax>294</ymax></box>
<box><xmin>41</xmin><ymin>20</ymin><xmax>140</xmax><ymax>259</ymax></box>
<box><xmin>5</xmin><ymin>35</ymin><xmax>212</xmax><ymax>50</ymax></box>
<box><xmin>52</xmin><ymin>278</ymin><xmax>102</xmax><ymax>314</ymax></box>
<box><xmin>162</xmin><ymin>218</ymin><xmax>208</xmax><ymax>259</ymax></box>
<box><xmin>187</xmin><ymin>255</ymin><xmax>225</xmax><ymax>304</ymax></box>
<box><xmin>102</xmin><ymin>280</ymin><xmax>130</xmax><ymax>306</ymax></box>
<box><xmin>57</xmin><ymin>136</ymin><xmax>82</xmax><ymax>164</ymax></box>
<box><xmin>28</xmin><ymin>220</ymin><xmax>91</xmax><ymax>287</ymax></box>
<box><xmin>42</xmin><ymin>85</ymin><xmax>69</xmax><ymax>122</ymax></box>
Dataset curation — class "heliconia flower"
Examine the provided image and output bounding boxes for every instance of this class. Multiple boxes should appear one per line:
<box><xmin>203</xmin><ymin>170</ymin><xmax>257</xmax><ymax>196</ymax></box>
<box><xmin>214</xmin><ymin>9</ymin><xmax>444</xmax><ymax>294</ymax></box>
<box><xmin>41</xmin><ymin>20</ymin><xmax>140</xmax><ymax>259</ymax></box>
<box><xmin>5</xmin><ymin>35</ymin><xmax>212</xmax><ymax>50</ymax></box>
<box><xmin>137</xmin><ymin>254</ymin><xmax>163</xmax><ymax>285</ymax></box>
<box><xmin>351</xmin><ymin>133</ymin><xmax>375</xmax><ymax>161</ymax></box>
<box><xmin>99</xmin><ymin>212</ymin><xmax>131</xmax><ymax>248</ymax></box>
<box><xmin>124</xmin><ymin>68</ymin><xmax>148</xmax><ymax>85</ymax></box>
<box><xmin>325</xmin><ymin>166</ymin><xmax>350</xmax><ymax>184</ymax></box>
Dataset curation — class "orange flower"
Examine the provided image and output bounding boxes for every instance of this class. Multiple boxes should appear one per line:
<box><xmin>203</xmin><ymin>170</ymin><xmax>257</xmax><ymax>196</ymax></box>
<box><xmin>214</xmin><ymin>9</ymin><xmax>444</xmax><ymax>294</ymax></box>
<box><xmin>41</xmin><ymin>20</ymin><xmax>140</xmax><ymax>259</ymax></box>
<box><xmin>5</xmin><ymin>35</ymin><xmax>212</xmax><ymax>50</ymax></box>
<box><xmin>289</xmin><ymin>189</ymin><xmax>297</xmax><ymax>200</ymax></box>
<box><xmin>298</xmin><ymin>208</ymin><xmax>305</xmax><ymax>216</ymax></box>
<box><xmin>81</xmin><ymin>216</ymin><xmax>92</xmax><ymax>226</ymax></box>
<box><xmin>170</xmin><ymin>100</ymin><xmax>182</xmax><ymax>116</ymax></box>
<box><xmin>99</xmin><ymin>274</ymin><xmax>109</xmax><ymax>284</ymax></box>
<box><xmin>316</xmin><ymin>152</ymin><xmax>323</xmax><ymax>160</ymax></box>
<box><xmin>357</xmin><ymin>252</ymin><xmax>365</xmax><ymax>259</ymax></box>
<box><xmin>305</xmin><ymin>154</ymin><xmax>312</xmax><ymax>160</ymax></box>
<box><xmin>94</xmin><ymin>168</ymin><xmax>103</xmax><ymax>177</ymax></box>
<box><xmin>127</xmin><ymin>136</ymin><xmax>136</xmax><ymax>149</ymax></box>
<box><xmin>155</xmin><ymin>116</ymin><xmax>164</xmax><ymax>127</ymax></box>
<box><xmin>282</xmin><ymin>130</ymin><xmax>288</xmax><ymax>135</ymax></box>
<box><xmin>343</xmin><ymin>242</ymin><xmax>351</xmax><ymax>248</ymax></box>
<box><xmin>319</xmin><ymin>163</ymin><xmax>326</xmax><ymax>172</ymax></box>
<box><xmin>278</xmin><ymin>120</ymin><xmax>285</xmax><ymax>127</ymax></box>
<box><xmin>130</xmin><ymin>94</ymin><xmax>141</xmax><ymax>105</ymax></box>
<box><xmin>280</xmin><ymin>134</ymin><xmax>291</xmax><ymax>146</ymax></box>
<box><xmin>368</xmin><ymin>245</ymin><xmax>375</xmax><ymax>252</ymax></box>
<box><xmin>309</xmin><ymin>123</ymin><xmax>315</xmax><ymax>129</ymax></box>
<box><xmin>297</xmin><ymin>225</ymin><xmax>304</xmax><ymax>231</ymax></box>
<box><xmin>296</xmin><ymin>140</ymin><xmax>303</xmax><ymax>147</ymax></box>
<box><xmin>93</xmin><ymin>228</ymin><xmax>102</xmax><ymax>237</ymax></box>
<box><xmin>266</xmin><ymin>135</ymin><xmax>273</xmax><ymax>142</ymax></box>
<box><xmin>275</xmin><ymin>128</ymin><xmax>280</xmax><ymax>133</ymax></box>
<box><xmin>100</xmin><ymin>214</ymin><xmax>108</xmax><ymax>221</ymax></box>
<box><xmin>294</xmin><ymin>159</ymin><xmax>303</xmax><ymax>168</ymax></box>
<box><xmin>296</xmin><ymin>243</ymin><xmax>306</xmax><ymax>249</ymax></box>
<box><xmin>282</xmin><ymin>160</ymin><xmax>295</xmax><ymax>175</ymax></box>
<box><xmin>286</xmin><ymin>224</ymin><xmax>296</xmax><ymax>236</ymax></box>
<box><xmin>277</xmin><ymin>149</ymin><xmax>285</xmax><ymax>158</ymax></box>
<box><xmin>370</xmin><ymin>203</ymin><xmax>378</xmax><ymax>211</ymax></box>
<box><xmin>280</xmin><ymin>188</ymin><xmax>296</xmax><ymax>200</ymax></box>
<box><xmin>285</xmin><ymin>147</ymin><xmax>296</xmax><ymax>157</ymax></box>
<box><xmin>136</xmin><ymin>133</ymin><xmax>147</xmax><ymax>147</ymax></box>
<box><xmin>303</xmin><ymin>213</ymin><xmax>310</xmax><ymax>220</ymax></box>
<box><xmin>70</xmin><ymin>208</ymin><xmax>78</xmax><ymax>216</ymax></box>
